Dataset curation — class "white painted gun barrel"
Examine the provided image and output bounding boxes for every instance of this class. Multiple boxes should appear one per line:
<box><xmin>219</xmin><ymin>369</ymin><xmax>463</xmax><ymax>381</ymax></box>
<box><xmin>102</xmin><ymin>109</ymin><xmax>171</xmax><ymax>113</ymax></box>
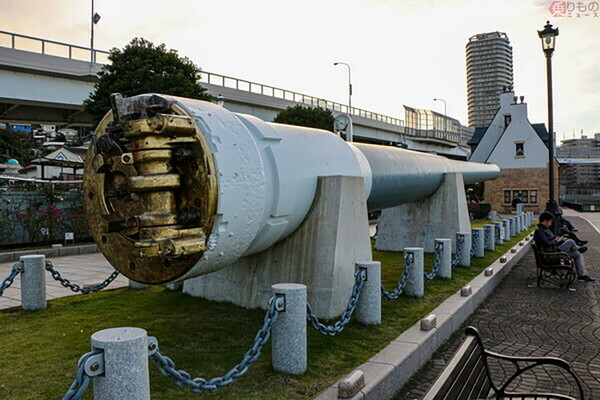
<box><xmin>84</xmin><ymin>94</ymin><xmax>499</xmax><ymax>284</ymax></box>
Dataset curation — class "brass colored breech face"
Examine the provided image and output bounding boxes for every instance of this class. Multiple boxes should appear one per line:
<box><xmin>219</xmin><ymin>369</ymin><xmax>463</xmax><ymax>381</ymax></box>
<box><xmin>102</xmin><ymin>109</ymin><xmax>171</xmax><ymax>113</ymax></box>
<box><xmin>83</xmin><ymin>96</ymin><xmax>217</xmax><ymax>284</ymax></box>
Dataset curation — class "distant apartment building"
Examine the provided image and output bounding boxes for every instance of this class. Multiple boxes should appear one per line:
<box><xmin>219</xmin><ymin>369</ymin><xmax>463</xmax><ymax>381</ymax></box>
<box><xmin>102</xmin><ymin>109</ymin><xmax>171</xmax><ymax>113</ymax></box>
<box><xmin>466</xmin><ymin>32</ymin><xmax>514</xmax><ymax>128</ymax></box>
<box><xmin>468</xmin><ymin>90</ymin><xmax>554</xmax><ymax>213</ymax></box>
<box><xmin>557</xmin><ymin>134</ymin><xmax>600</xmax><ymax>210</ymax></box>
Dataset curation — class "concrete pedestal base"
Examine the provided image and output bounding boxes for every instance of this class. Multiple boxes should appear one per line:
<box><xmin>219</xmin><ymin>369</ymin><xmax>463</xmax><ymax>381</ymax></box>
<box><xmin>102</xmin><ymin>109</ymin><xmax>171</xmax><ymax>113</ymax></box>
<box><xmin>375</xmin><ymin>173</ymin><xmax>470</xmax><ymax>253</ymax></box>
<box><xmin>183</xmin><ymin>175</ymin><xmax>372</xmax><ymax>319</ymax></box>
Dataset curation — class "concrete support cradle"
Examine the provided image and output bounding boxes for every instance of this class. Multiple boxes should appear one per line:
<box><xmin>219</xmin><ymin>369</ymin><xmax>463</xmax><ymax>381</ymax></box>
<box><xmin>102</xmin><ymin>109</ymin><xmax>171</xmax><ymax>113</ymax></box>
<box><xmin>20</xmin><ymin>255</ymin><xmax>46</xmax><ymax>311</ymax></box>
<box><xmin>92</xmin><ymin>327</ymin><xmax>151</xmax><ymax>400</ymax></box>
<box><xmin>355</xmin><ymin>262</ymin><xmax>382</xmax><ymax>325</ymax></box>
<box><xmin>436</xmin><ymin>239</ymin><xmax>452</xmax><ymax>279</ymax></box>
<box><xmin>404</xmin><ymin>248</ymin><xmax>424</xmax><ymax>298</ymax></box>
<box><xmin>271</xmin><ymin>283</ymin><xmax>307</xmax><ymax>375</ymax></box>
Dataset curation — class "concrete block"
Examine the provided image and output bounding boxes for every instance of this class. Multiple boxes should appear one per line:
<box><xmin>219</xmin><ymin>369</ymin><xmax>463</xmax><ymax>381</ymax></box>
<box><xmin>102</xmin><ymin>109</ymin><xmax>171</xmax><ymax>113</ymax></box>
<box><xmin>338</xmin><ymin>370</ymin><xmax>366</xmax><ymax>398</ymax></box>
<box><xmin>20</xmin><ymin>255</ymin><xmax>46</xmax><ymax>311</ymax></box>
<box><xmin>435</xmin><ymin>312</ymin><xmax>454</xmax><ymax>344</ymax></box>
<box><xmin>358</xmin><ymin>361</ymin><xmax>397</xmax><ymax>400</ymax></box>
<box><xmin>51</xmin><ymin>244</ymin><xmax>63</xmax><ymax>248</ymax></box>
<box><xmin>78</xmin><ymin>244</ymin><xmax>99</xmax><ymax>254</ymax></box>
<box><xmin>500</xmin><ymin>256</ymin><xmax>508</xmax><ymax>263</ymax></box>
<box><xmin>484</xmin><ymin>267</ymin><xmax>494</xmax><ymax>276</ymax></box>
<box><xmin>394</xmin><ymin>324</ymin><xmax>438</xmax><ymax>366</ymax></box>
<box><xmin>0</xmin><ymin>253</ymin><xmax>15</xmax><ymax>263</ymax></box>
<box><xmin>58</xmin><ymin>246</ymin><xmax>79</xmax><ymax>257</ymax></box>
<box><xmin>369</xmin><ymin>341</ymin><xmax>420</xmax><ymax>389</ymax></box>
<box><xmin>420</xmin><ymin>314</ymin><xmax>436</xmax><ymax>330</ymax></box>
<box><xmin>184</xmin><ymin>175</ymin><xmax>372</xmax><ymax>319</ymax></box>
<box><xmin>375</xmin><ymin>173</ymin><xmax>470</xmax><ymax>253</ymax></box>
<box><xmin>461</xmin><ymin>286</ymin><xmax>472</xmax><ymax>297</ymax></box>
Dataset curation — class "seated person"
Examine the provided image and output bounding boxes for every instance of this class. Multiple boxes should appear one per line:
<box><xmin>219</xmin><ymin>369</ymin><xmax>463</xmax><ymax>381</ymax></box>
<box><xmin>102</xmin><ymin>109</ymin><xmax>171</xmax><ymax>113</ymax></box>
<box><xmin>556</xmin><ymin>207</ymin><xmax>587</xmax><ymax>246</ymax></box>
<box><xmin>534</xmin><ymin>212</ymin><xmax>595</xmax><ymax>282</ymax></box>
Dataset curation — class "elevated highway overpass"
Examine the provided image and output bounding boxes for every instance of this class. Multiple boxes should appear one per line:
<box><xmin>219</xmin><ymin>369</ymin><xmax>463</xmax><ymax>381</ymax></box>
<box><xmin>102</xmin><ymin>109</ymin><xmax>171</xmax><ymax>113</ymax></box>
<box><xmin>0</xmin><ymin>30</ymin><xmax>471</xmax><ymax>159</ymax></box>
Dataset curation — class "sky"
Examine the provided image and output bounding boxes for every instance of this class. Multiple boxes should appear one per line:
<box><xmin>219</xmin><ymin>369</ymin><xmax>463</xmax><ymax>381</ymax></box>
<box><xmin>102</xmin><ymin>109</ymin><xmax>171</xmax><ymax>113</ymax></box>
<box><xmin>1</xmin><ymin>0</ymin><xmax>599</xmax><ymax>142</ymax></box>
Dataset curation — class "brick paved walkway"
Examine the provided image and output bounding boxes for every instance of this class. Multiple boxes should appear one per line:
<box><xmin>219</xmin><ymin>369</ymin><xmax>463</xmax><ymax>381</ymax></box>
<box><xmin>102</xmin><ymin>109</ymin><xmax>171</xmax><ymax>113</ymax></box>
<box><xmin>0</xmin><ymin>253</ymin><xmax>128</xmax><ymax>310</ymax></box>
<box><xmin>396</xmin><ymin>216</ymin><xmax>600</xmax><ymax>399</ymax></box>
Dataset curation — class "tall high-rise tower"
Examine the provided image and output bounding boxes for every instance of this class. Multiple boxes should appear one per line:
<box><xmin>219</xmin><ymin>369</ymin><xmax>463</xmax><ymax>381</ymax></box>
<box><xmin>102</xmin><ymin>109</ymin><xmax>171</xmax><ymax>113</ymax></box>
<box><xmin>466</xmin><ymin>32</ymin><xmax>514</xmax><ymax>128</ymax></box>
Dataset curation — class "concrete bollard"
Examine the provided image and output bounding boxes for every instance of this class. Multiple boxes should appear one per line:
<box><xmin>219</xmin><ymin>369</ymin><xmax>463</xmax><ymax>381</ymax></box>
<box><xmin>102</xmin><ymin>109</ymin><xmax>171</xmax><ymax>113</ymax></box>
<box><xmin>510</xmin><ymin>218</ymin><xmax>517</xmax><ymax>237</ymax></box>
<box><xmin>494</xmin><ymin>222</ymin><xmax>503</xmax><ymax>246</ymax></box>
<box><xmin>271</xmin><ymin>283</ymin><xmax>307</xmax><ymax>374</ymax></box>
<box><xmin>20</xmin><ymin>255</ymin><xmax>47</xmax><ymax>311</ymax></box>
<box><xmin>129</xmin><ymin>280</ymin><xmax>148</xmax><ymax>290</ymax></box>
<box><xmin>503</xmin><ymin>220</ymin><xmax>511</xmax><ymax>242</ymax></box>
<box><xmin>435</xmin><ymin>238</ymin><xmax>452</xmax><ymax>279</ymax></box>
<box><xmin>489</xmin><ymin>211</ymin><xmax>499</xmax><ymax>222</ymax></box>
<box><xmin>516</xmin><ymin>203</ymin><xmax>524</xmax><ymax>216</ymax></box>
<box><xmin>457</xmin><ymin>232</ymin><xmax>471</xmax><ymax>267</ymax></box>
<box><xmin>92</xmin><ymin>327</ymin><xmax>151</xmax><ymax>400</ymax></box>
<box><xmin>404</xmin><ymin>248</ymin><xmax>424</xmax><ymax>298</ymax></box>
<box><xmin>472</xmin><ymin>228</ymin><xmax>485</xmax><ymax>258</ymax></box>
<box><xmin>483</xmin><ymin>225</ymin><xmax>495</xmax><ymax>251</ymax></box>
<box><xmin>355</xmin><ymin>262</ymin><xmax>381</xmax><ymax>325</ymax></box>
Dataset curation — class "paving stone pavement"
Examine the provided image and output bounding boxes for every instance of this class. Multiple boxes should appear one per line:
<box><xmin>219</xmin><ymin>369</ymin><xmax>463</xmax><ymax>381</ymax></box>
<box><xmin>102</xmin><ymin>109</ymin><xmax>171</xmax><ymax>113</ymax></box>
<box><xmin>0</xmin><ymin>252</ymin><xmax>128</xmax><ymax>310</ymax></box>
<box><xmin>395</xmin><ymin>216</ymin><xmax>600</xmax><ymax>399</ymax></box>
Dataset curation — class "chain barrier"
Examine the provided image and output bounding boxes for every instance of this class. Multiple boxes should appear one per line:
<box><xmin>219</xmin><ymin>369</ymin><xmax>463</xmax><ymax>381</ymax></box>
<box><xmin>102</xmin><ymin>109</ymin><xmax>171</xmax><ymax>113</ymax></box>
<box><xmin>62</xmin><ymin>350</ymin><xmax>103</xmax><ymax>400</ymax></box>
<box><xmin>45</xmin><ymin>260</ymin><xmax>120</xmax><ymax>294</ymax></box>
<box><xmin>150</xmin><ymin>295</ymin><xmax>280</xmax><ymax>393</ymax></box>
<box><xmin>381</xmin><ymin>252</ymin><xmax>414</xmax><ymax>300</ymax></box>
<box><xmin>452</xmin><ymin>235</ymin><xmax>464</xmax><ymax>267</ymax></box>
<box><xmin>0</xmin><ymin>261</ymin><xmax>23</xmax><ymax>297</ymax></box>
<box><xmin>424</xmin><ymin>242</ymin><xmax>443</xmax><ymax>281</ymax></box>
<box><xmin>307</xmin><ymin>268</ymin><xmax>366</xmax><ymax>335</ymax></box>
<box><xmin>470</xmin><ymin>230</ymin><xmax>479</xmax><ymax>257</ymax></box>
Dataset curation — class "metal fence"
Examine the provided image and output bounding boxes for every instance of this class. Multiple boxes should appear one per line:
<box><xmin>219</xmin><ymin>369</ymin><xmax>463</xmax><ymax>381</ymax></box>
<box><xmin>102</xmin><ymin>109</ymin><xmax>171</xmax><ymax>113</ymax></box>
<box><xmin>198</xmin><ymin>71</ymin><xmax>405</xmax><ymax>127</ymax></box>
<box><xmin>0</xmin><ymin>30</ymin><xmax>110</xmax><ymax>64</ymax></box>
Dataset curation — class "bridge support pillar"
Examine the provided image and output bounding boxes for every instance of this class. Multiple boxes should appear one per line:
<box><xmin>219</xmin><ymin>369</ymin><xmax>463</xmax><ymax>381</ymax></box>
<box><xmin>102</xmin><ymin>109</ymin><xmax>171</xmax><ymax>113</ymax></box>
<box><xmin>375</xmin><ymin>173</ymin><xmax>470</xmax><ymax>253</ymax></box>
<box><xmin>183</xmin><ymin>175</ymin><xmax>372</xmax><ymax>319</ymax></box>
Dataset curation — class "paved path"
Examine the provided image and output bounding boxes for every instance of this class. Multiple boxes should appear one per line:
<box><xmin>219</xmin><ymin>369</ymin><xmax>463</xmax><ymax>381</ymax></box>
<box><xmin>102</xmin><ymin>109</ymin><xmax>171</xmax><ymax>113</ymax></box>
<box><xmin>0</xmin><ymin>252</ymin><xmax>128</xmax><ymax>310</ymax></box>
<box><xmin>395</xmin><ymin>216</ymin><xmax>600</xmax><ymax>399</ymax></box>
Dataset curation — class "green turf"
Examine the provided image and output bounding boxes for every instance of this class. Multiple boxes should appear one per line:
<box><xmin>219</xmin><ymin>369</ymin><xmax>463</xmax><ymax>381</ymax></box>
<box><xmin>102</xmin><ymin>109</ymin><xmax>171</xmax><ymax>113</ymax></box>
<box><xmin>0</xmin><ymin>227</ymin><xmax>533</xmax><ymax>400</ymax></box>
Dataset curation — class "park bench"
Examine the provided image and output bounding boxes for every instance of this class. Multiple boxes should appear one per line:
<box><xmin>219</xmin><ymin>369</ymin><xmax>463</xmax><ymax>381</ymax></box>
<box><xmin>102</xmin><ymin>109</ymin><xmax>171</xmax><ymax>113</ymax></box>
<box><xmin>532</xmin><ymin>243</ymin><xmax>576</xmax><ymax>288</ymax></box>
<box><xmin>423</xmin><ymin>327</ymin><xmax>585</xmax><ymax>400</ymax></box>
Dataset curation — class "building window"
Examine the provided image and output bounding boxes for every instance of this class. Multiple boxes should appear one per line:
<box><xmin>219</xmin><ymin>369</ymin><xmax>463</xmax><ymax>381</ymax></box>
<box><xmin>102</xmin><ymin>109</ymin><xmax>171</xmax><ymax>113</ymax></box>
<box><xmin>530</xmin><ymin>190</ymin><xmax>538</xmax><ymax>204</ymax></box>
<box><xmin>515</xmin><ymin>142</ymin><xmax>524</xmax><ymax>157</ymax></box>
<box><xmin>504</xmin><ymin>190</ymin><xmax>511</xmax><ymax>204</ymax></box>
<box><xmin>504</xmin><ymin>114</ymin><xmax>511</xmax><ymax>128</ymax></box>
<box><xmin>503</xmin><ymin>189</ymin><xmax>538</xmax><ymax>205</ymax></box>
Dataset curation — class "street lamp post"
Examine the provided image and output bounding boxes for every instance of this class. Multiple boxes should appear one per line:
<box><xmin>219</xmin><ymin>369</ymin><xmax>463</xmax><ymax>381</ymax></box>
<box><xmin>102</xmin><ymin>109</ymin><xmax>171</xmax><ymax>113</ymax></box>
<box><xmin>90</xmin><ymin>0</ymin><xmax>101</xmax><ymax>63</ymax></box>
<box><xmin>333</xmin><ymin>62</ymin><xmax>352</xmax><ymax>112</ymax></box>
<box><xmin>433</xmin><ymin>98</ymin><xmax>447</xmax><ymax>132</ymax></box>
<box><xmin>538</xmin><ymin>21</ymin><xmax>560</xmax><ymax>223</ymax></box>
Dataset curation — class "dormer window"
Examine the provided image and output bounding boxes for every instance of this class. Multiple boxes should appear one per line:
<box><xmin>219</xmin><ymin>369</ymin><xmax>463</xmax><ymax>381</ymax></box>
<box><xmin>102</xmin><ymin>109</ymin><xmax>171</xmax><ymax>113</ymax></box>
<box><xmin>504</xmin><ymin>114</ymin><xmax>512</xmax><ymax>128</ymax></box>
<box><xmin>515</xmin><ymin>142</ymin><xmax>525</xmax><ymax>157</ymax></box>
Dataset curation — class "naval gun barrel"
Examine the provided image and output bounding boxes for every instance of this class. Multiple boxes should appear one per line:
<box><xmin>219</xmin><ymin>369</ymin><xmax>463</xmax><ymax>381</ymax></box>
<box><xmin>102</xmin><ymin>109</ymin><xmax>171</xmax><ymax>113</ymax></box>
<box><xmin>84</xmin><ymin>94</ymin><xmax>499</xmax><ymax>284</ymax></box>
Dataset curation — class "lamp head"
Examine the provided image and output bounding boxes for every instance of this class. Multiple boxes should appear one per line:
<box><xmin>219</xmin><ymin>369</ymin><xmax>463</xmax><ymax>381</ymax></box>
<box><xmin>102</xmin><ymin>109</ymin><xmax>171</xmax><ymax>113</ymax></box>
<box><xmin>538</xmin><ymin>20</ymin><xmax>559</xmax><ymax>55</ymax></box>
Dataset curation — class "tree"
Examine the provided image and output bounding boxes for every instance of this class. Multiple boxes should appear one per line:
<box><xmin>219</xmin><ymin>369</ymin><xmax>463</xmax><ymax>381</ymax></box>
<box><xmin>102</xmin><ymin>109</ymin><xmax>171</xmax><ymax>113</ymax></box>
<box><xmin>0</xmin><ymin>128</ymin><xmax>33</xmax><ymax>165</ymax></box>
<box><xmin>273</xmin><ymin>105</ymin><xmax>335</xmax><ymax>132</ymax></box>
<box><xmin>84</xmin><ymin>38</ymin><xmax>212</xmax><ymax>126</ymax></box>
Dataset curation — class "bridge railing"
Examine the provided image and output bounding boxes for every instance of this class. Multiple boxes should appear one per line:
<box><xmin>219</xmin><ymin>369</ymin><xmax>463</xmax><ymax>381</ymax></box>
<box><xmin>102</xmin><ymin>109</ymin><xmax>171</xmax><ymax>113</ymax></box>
<box><xmin>199</xmin><ymin>71</ymin><xmax>405</xmax><ymax>128</ymax></box>
<box><xmin>0</xmin><ymin>30</ymin><xmax>110</xmax><ymax>64</ymax></box>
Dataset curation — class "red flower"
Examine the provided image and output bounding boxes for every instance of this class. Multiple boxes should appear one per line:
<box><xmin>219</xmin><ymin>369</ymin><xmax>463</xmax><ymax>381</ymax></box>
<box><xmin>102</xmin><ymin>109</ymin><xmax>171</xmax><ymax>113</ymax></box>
<box><xmin>13</xmin><ymin>212</ymin><xmax>20</xmax><ymax>215</ymax></box>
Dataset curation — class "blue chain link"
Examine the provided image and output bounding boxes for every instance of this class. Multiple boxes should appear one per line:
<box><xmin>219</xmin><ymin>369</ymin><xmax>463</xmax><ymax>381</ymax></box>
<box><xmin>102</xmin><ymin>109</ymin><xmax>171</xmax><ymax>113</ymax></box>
<box><xmin>150</xmin><ymin>296</ymin><xmax>280</xmax><ymax>393</ymax></box>
<box><xmin>424</xmin><ymin>242</ymin><xmax>443</xmax><ymax>281</ymax></box>
<box><xmin>0</xmin><ymin>261</ymin><xmax>23</xmax><ymax>296</ymax></box>
<box><xmin>382</xmin><ymin>252</ymin><xmax>414</xmax><ymax>300</ymax></box>
<box><xmin>62</xmin><ymin>350</ymin><xmax>102</xmax><ymax>400</ymax></box>
<box><xmin>45</xmin><ymin>260</ymin><xmax>119</xmax><ymax>294</ymax></box>
<box><xmin>470</xmin><ymin>230</ymin><xmax>479</xmax><ymax>257</ymax></box>
<box><xmin>307</xmin><ymin>268</ymin><xmax>366</xmax><ymax>335</ymax></box>
<box><xmin>452</xmin><ymin>235</ymin><xmax>464</xmax><ymax>267</ymax></box>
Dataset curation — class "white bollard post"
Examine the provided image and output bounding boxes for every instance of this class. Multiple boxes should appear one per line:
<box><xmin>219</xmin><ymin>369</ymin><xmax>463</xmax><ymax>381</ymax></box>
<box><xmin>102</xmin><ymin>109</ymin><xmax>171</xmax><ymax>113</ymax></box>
<box><xmin>503</xmin><ymin>220</ymin><xmax>511</xmax><ymax>242</ymax></box>
<box><xmin>457</xmin><ymin>232</ymin><xmax>471</xmax><ymax>267</ymax></box>
<box><xmin>494</xmin><ymin>222</ymin><xmax>503</xmax><ymax>245</ymax></box>
<box><xmin>404</xmin><ymin>248</ymin><xmax>424</xmax><ymax>297</ymax></box>
<box><xmin>510</xmin><ymin>218</ymin><xmax>517</xmax><ymax>237</ymax></box>
<box><xmin>92</xmin><ymin>327</ymin><xmax>151</xmax><ymax>400</ymax></box>
<box><xmin>20</xmin><ymin>255</ymin><xmax>46</xmax><ymax>311</ymax></box>
<box><xmin>516</xmin><ymin>203</ymin><xmax>524</xmax><ymax>216</ymax></box>
<box><xmin>271</xmin><ymin>283</ymin><xmax>307</xmax><ymax>374</ymax></box>
<box><xmin>435</xmin><ymin>239</ymin><xmax>452</xmax><ymax>279</ymax></box>
<box><xmin>489</xmin><ymin>211</ymin><xmax>499</xmax><ymax>222</ymax></box>
<box><xmin>355</xmin><ymin>262</ymin><xmax>381</xmax><ymax>325</ymax></box>
<box><xmin>483</xmin><ymin>225</ymin><xmax>495</xmax><ymax>251</ymax></box>
<box><xmin>472</xmin><ymin>228</ymin><xmax>485</xmax><ymax>258</ymax></box>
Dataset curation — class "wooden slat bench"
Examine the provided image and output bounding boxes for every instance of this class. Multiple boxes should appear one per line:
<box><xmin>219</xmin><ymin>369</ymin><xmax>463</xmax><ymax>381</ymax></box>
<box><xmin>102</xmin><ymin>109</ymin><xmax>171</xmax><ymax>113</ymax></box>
<box><xmin>423</xmin><ymin>327</ymin><xmax>585</xmax><ymax>400</ymax></box>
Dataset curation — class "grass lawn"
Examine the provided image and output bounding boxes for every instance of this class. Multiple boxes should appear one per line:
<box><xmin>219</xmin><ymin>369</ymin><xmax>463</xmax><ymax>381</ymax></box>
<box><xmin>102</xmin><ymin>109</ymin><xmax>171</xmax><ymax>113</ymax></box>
<box><xmin>0</xmin><ymin>224</ymin><xmax>533</xmax><ymax>400</ymax></box>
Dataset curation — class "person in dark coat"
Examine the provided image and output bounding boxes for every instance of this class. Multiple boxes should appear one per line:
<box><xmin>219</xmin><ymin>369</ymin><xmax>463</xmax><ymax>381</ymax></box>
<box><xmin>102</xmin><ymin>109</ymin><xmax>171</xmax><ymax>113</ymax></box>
<box><xmin>534</xmin><ymin>212</ymin><xmax>595</xmax><ymax>282</ymax></box>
